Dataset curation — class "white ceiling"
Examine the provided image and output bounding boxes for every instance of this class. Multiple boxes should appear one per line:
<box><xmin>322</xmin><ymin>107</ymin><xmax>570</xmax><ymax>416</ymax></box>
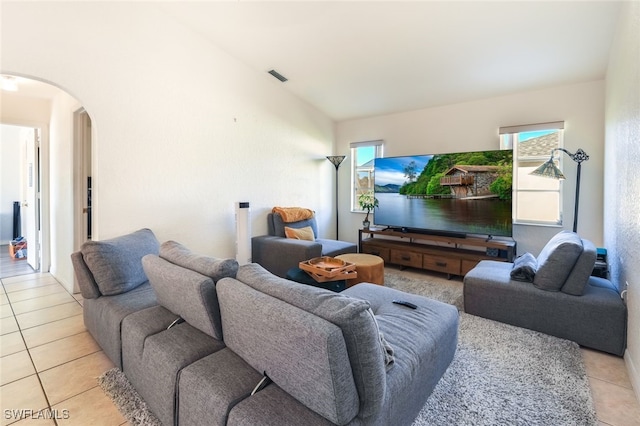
<box><xmin>1</xmin><ymin>75</ymin><xmax>64</xmax><ymax>100</ymax></box>
<box><xmin>160</xmin><ymin>1</ymin><xmax>623</xmax><ymax>121</ymax></box>
<box><xmin>3</xmin><ymin>2</ymin><xmax>623</xmax><ymax>122</ymax></box>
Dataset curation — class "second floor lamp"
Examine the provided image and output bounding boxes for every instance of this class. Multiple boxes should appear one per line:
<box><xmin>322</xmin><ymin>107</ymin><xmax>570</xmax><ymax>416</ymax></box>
<box><xmin>326</xmin><ymin>155</ymin><xmax>346</xmax><ymax>239</ymax></box>
<box><xmin>530</xmin><ymin>148</ymin><xmax>589</xmax><ymax>232</ymax></box>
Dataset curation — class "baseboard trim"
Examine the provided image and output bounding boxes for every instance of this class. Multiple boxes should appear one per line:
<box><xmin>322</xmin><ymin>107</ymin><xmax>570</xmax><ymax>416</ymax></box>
<box><xmin>624</xmin><ymin>348</ymin><xmax>640</xmax><ymax>405</ymax></box>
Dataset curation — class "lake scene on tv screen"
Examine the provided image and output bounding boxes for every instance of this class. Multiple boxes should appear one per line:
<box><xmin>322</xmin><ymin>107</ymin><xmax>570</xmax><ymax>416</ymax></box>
<box><xmin>374</xmin><ymin>150</ymin><xmax>513</xmax><ymax>237</ymax></box>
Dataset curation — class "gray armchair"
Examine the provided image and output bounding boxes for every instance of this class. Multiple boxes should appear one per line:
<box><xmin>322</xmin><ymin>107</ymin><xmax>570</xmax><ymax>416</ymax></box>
<box><xmin>252</xmin><ymin>212</ymin><xmax>357</xmax><ymax>277</ymax></box>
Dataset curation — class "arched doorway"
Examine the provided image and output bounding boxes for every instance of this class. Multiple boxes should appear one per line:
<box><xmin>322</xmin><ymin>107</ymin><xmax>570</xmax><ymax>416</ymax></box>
<box><xmin>0</xmin><ymin>74</ymin><xmax>93</xmax><ymax>290</ymax></box>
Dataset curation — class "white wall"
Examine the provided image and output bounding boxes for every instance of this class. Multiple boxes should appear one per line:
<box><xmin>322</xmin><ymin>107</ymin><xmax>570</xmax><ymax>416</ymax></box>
<box><xmin>48</xmin><ymin>92</ymin><xmax>82</xmax><ymax>290</ymax></box>
<box><xmin>0</xmin><ymin>125</ymin><xmax>23</xmax><ymax>244</ymax></box>
<box><xmin>1</xmin><ymin>2</ymin><xmax>335</xmax><ymax>286</ymax></box>
<box><xmin>605</xmin><ymin>0</ymin><xmax>640</xmax><ymax>401</ymax></box>
<box><xmin>336</xmin><ymin>81</ymin><xmax>605</xmax><ymax>255</ymax></box>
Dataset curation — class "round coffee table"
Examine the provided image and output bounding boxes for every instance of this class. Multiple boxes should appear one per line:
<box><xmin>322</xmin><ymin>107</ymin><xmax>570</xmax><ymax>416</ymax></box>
<box><xmin>335</xmin><ymin>253</ymin><xmax>384</xmax><ymax>288</ymax></box>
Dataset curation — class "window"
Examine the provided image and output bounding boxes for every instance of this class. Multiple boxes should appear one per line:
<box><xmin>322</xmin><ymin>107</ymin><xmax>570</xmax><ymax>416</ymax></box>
<box><xmin>350</xmin><ymin>140</ymin><xmax>383</xmax><ymax>211</ymax></box>
<box><xmin>500</xmin><ymin>122</ymin><xmax>564</xmax><ymax>225</ymax></box>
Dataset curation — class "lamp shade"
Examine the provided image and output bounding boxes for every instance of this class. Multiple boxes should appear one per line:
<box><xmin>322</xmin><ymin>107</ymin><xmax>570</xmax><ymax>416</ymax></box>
<box><xmin>530</xmin><ymin>158</ymin><xmax>566</xmax><ymax>180</ymax></box>
<box><xmin>326</xmin><ymin>155</ymin><xmax>346</xmax><ymax>169</ymax></box>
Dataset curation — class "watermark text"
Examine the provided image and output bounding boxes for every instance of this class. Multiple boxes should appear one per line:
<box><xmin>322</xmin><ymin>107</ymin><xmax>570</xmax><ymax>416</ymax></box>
<box><xmin>4</xmin><ymin>409</ymin><xmax>70</xmax><ymax>421</ymax></box>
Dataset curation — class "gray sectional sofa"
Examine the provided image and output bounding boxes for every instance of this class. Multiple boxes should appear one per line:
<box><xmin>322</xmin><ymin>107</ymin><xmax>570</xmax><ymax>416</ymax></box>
<box><xmin>464</xmin><ymin>230</ymin><xmax>627</xmax><ymax>356</ymax></box>
<box><xmin>72</xmin><ymin>229</ymin><xmax>459</xmax><ymax>426</ymax></box>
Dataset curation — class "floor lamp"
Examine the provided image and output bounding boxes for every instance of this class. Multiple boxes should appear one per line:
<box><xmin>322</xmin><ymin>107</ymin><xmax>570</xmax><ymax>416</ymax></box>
<box><xmin>530</xmin><ymin>148</ymin><xmax>589</xmax><ymax>232</ymax></box>
<box><xmin>326</xmin><ymin>155</ymin><xmax>346</xmax><ymax>239</ymax></box>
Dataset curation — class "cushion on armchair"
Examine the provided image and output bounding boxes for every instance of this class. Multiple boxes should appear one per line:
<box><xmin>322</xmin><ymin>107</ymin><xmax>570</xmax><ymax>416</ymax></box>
<box><xmin>284</xmin><ymin>226</ymin><xmax>315</xmax><ymax>241</ymax></box>
<box><xmin>533</xmin><ymin>231</ymin><xmax>584</xmax><ymax>292</ymax></box>
<box><xmin>270</xmin><ymin>213</ymin><xmax>319</xmax><ymax>239</ymax></box>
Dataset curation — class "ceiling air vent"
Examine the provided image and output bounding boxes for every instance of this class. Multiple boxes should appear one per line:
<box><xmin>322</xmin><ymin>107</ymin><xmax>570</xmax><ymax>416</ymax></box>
<box><xmin>268</xmin><ymin>70</ymin><xmax>288</xmax><ymax>82</ymax></box>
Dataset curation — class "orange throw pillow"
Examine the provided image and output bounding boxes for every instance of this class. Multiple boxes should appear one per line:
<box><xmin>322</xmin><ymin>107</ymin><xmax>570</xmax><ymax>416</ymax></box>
<box><xmin>284</xmin><ymin>226</ymin><xmax>315</xmax><ymax>241</ymax></box>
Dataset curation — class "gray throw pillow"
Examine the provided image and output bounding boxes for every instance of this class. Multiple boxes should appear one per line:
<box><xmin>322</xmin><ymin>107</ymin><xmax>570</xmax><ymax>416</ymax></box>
<box><xmin>81</xmin><ymin>228</ymin><xmax>159</xmax><ymax>296</ymax></box>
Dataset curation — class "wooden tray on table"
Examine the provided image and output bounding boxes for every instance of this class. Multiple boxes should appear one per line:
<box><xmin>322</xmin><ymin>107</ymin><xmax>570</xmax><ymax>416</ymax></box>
<box><xmin>299</xmin><ymin>256</ymin><xmax>357</xmax><ymax>283</ymax></box>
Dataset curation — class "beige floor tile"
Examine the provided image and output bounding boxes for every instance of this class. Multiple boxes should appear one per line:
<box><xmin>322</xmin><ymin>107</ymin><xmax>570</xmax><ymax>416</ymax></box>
<box><xmin>0</xmin><ymin>350</ymin><xmax>36</xmax><ymax>385</ymax></box>
<box><xmin>0</xmin><ymin>375</ymin><xmax>49</xmax><ymax>426</ymax></box>
<box><xmin>11</xmin><ymin>292</ymin><xmax>76</xmax><ymax>315</ymax></box>
<box><xmin>1</xmin><ymin>273</ymin><xmax>53</xmax><ymax>285</ymax></box>
<box><xmin>40</xmin><ymin>351</ymin><xmax>114</xmax><ymax>405</ymax></box>
<box><xmin>29</xmin><ymin>331</ymin><xmax>100</xmax><ymax>372</ymax></box>
<box><xmin>0</xmin><ymin>293</ymin><xmax>8</xmax><ymax>305</ymax></box>
<box><xmin>590</xmin><ymin>377</ymin><xmax>640</xmax><ymax>426</ymax></box>
<box><xmin>0</xmin><ymin>303</ymin><xmax>14</xmax><ymax>319</ymax></box>
<box><xmin>2</xmin><ymin>272</ymin><xmax>51</xmax><ymax>284</ymax></box>
<box><xmin>3</xmin><ymin>276</ymin><xmax>59</xmax><ymax>293</ymax></box>
<box><xmin>0</xmin><ymin>331</ymin><xmax>26</xmax><ymax>356</ymax></box>
<box><xmin>15</xmin><ymin>302</ymin><xmax>82</xmax><ymax>330</ymax></box>
<box><xmin>1</xmin><ymin>316</ymin><xmax>19</xmax><ymax>335</ymax></box>
<box><xmin>582</xmin><ymin>348</ymin><xmax>633</xmax><ymax>389</ymax></box>
<box><xmin>7</xmin><ymin>285</ymin><xmax>67</xmax><ymax>303</ymax></box>
<box><xmin>21</xmin><ymin>315</ymin><xmax>86</xmax><ymax>349</ymax></box>
<box><xmin>12</xmin><ymin>417</ymin><xmax>56</xmax><ymax>425</ymax></box>
<box><xmin>52</xmin><ymin>386</ymin><xmax>126</xmax><ymax>426</ymax></box>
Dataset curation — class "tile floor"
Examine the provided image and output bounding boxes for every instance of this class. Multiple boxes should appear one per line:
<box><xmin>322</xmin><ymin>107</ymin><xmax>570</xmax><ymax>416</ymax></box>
<box><xmin>1</xmin><ymin>266</ymin><xmax>639</xmax><ymax>425</ymax></box>
<box><xmin>1</xmin><ymin>272</ymin><xmax>125</xmax><ymax>426</ymax></box>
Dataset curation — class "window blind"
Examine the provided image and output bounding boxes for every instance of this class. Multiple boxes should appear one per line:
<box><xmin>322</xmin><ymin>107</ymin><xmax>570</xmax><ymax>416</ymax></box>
<box><xmin>499</xmin><ymin>121</ymin><xmax>564</xmax><ymax>135</ymax></box>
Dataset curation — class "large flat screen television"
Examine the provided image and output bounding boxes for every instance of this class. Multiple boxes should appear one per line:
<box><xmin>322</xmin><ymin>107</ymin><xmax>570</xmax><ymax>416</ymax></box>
<box><xmin>373</xmin><ymin>149</ymin><xmax>513</xmax><ymax>238</ymax></box>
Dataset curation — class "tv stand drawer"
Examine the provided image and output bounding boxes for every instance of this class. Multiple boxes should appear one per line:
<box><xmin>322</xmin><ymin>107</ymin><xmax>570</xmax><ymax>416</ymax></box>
<box><xmin>390</xmin><ymin>249</ymin><xmax>422</xmax><ymax>268</ymax></box>
<box><xmin>423</xmin><ymin>255</ymin><xmax>461</xmax><ymax>275</ymax></box>
<box><xmin>361</xmin><ymin>245</ymin><xmax>390</xmax><ymax>263</ymax></box>
<box><xmin>461</xmin><ymin>259</ymin><xmax>479</xmax><ymax>275</ymax></box>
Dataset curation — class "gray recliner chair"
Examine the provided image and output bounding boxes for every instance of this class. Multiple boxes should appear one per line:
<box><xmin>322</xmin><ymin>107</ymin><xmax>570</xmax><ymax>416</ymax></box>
<box><xmin>464</xmin><ymin>230</ymin><xmax>627</xmax><ymax>355</ymax></box>
<box><xmin>252</xmin><ymin>212</ymin><xmax>357</xmax><ymax>278</ymax></box>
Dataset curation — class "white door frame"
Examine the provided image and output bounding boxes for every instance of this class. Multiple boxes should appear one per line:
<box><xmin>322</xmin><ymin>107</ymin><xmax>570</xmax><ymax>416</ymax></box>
<box><xmin>23</xmin><ymin>127</ymin><xmax>40</xmax><ymax>271</ymax></box>
<box><xmin>72</xmin><ymin>109</ymin><xmax>92</xmax><ymax>261</ymax></box>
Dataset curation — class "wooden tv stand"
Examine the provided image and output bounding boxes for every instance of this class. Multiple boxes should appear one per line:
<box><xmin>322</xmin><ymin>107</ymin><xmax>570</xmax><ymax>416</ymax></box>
<box><xmin>359</xmin><ymin>228</ymin><xmax>516</xmax><ymax>278</ymax></box>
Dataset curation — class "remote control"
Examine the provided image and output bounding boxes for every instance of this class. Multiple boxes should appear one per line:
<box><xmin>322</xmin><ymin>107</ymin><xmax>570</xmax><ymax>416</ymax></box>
<box><xmin>392</xmin><ymin>300</ymin><xmax>417</xmax><ymax>309</ymax></box>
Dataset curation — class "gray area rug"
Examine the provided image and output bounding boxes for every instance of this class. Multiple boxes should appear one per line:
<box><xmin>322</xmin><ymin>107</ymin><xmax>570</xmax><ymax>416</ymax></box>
<box><xmin>384</xmin><ymin>269</ymin><xmax>464</xmax><ymax>310</ymax></box>
<box><xmin>98</xmin><ymin>270</ymin><xmax>597</xmax><ymax>426</ymax></box>
<box><xmin>98</xmin><ymin>369</ymin><xmax>162</xmax><ymax>426</ymax></box>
